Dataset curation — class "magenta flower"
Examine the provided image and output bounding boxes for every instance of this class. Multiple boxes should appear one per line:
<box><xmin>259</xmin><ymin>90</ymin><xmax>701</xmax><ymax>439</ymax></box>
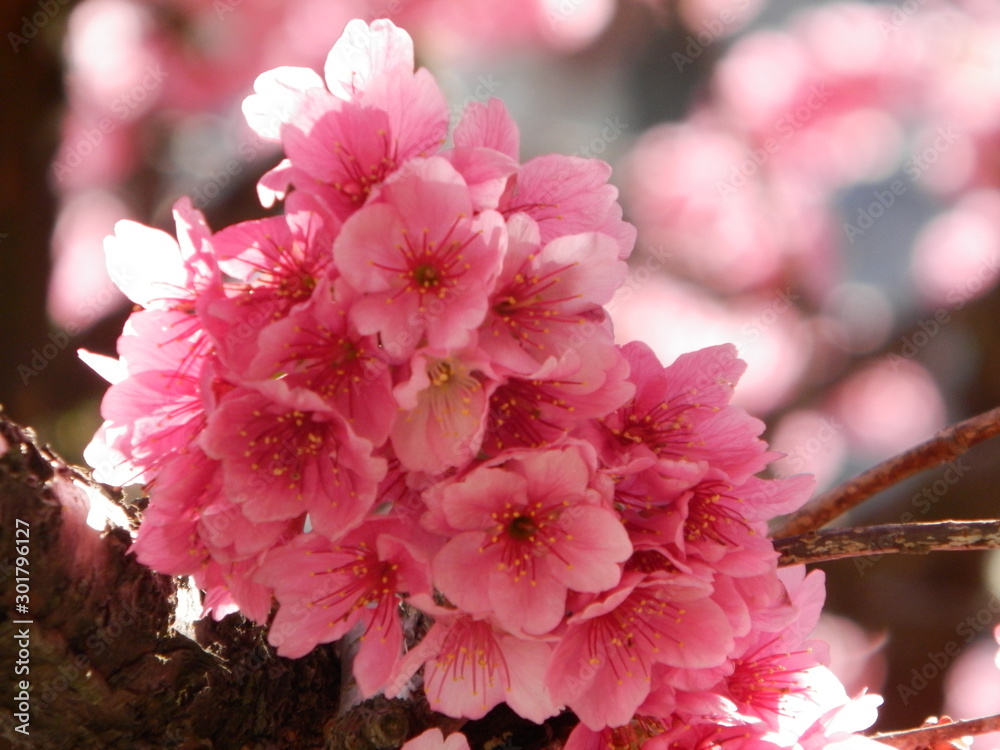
<box><xmin>103</xmin><ymin>196</ymin><xmax>215</xmax><ymax>314</ymax></box>
<box><xmin>499</xmin><ymin>153</ymin><xmax>636</xmax><ymax>259</ymax></box>
<box><xmin>91</xmin><ymin>308</ymin><xmax>215</xmax><ymax>484</ymax></box>
<box><xmin>133</xmin><ymin>451</ymin><xmax>299</xmax><ymax>604</ymax></box>
<box><xmin>546</xmin><ymin>570</ymin><xmax>734</xmax><ymax>730</ymax></box>
<box><xmin>334</xmin><ymin>157</ymin><xmax>506</xmax><ymax>360</ymax></box>
<box><xmin>199</xmin><ymin>193</ymin><xmax>337</xmax><ymax>375</ymax></box>
<box><xmin>563</xmin><ymin>715</ymin><xmax>675</xmax><ymax>750</ymax></box>
<box><xmin>257</xmin><ymin>519</ymin><xmax>431</xmax><ymax>695</ymax></box>
<box><xmin>481</xmin><ymin>212</ymin><xmax>628</xmax><ymax>374</ymax></box>
<box><xmin>132</xmin><ymin>450</ymin><xmax>221</xmax><ymax>576</ymax></box>
<box><xmin>196</xmin><ymin>557</ymin><xmax>276</xmax><ymax>624</ymax></box>
<box><xmin>453</xmin><ymin>97</ymin><xmax>635</xmax><ymax>259</ymax></box>
<box><xmin>280</xmin><ymin>75</ymin><xmax>447</xmax><ymax>218</ymax></box>
<box><xmin>390</xmin><ymin>347</ymin><xmax>498</xmax><ymax>474</ymax></box>
<box><xmin>388</xmin><ymin>613</ymin><xmax>557</xmax><ymax>724</ymax></box>
<box><xmin>620</xmin><ymin>464</ymin><xmax>814</xmax><ymax>576</ymax></box>
<box><xmin>247</xmin><ymin>19</ymin><xmax>449</xmax><ymax>217</ymax></box>
<box><xmin>793</xmin><ymin>693</ymin><xmax>889</xmax><ymax>750</ymax></box>
<box><xmin>593</xmin><ymin>342</ymin><xmax>774</xmax><ymax>480</ymax></box>
<box><xmin>87</xmin><ymin>198</ymin><xmax>219</xmax><ymax>483</ymax></box>
<box><xmin>429</xmin><ymin>443</ymin><xmax>631</xmax><ymax>636</ymax></box>
<box><xmin>246</xmin><ymin>280</ymin><xmax>396</xmax><ymax>445</ymax></box>
<box><xmin>482</xmin><ymin>340</ymin><xmax>634</xmax><ymax>456</ymax></box>
<box><xmin>201</xmin><ymin>381</ymin><xmax>385</xmax><ymax>539</ymax></box>
<box><xmin>727</xmin><ymin>634</ymin><xmax>832</xmax><ymax>732</ymax></box>
<box><xmin>452</xmin><ymin>98</ymin><xmax>520</xmax><ymax>162</ymax></box>
<box><xmin>642</xmin><ymin>720</ymin><xmax>782</xmax><ymax>750</ymax></box>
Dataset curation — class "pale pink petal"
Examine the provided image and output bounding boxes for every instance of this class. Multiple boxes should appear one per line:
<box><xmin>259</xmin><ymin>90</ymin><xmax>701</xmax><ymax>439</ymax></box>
<box><xmin>324</xmin><ymin>18</ymin><xmax>414</xmax><ymax>101</ymax></box>
<box><xmin>78</xmin><ymin>349</ymin><xmax>126</xmax><ymax>385</ymax></box>
<box><xmin>401</xmin><ymin>729</ymin><xmax>470</xmax><ymax>750</ymax></box>
<box><xmin>243</xmin><ymin>66</ymin><xmax>325</xmax><ymax>140</ymax></box>
<box><xmin>453</xmin><ymin>97</ymin><xmax>520</xmax><ymax>160</ymax></box>
<box><xmin>104</xmin><ymin>220</ymin><xmax>186</xmax><ymax>307</ymax></box>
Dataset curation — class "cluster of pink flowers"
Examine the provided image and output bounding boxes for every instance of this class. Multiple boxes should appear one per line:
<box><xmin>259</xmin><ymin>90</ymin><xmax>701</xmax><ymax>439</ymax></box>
<box><xmin>85</xmin><ymin>19</ymin><xmax>885</xmax><ymax>749</ymax></box>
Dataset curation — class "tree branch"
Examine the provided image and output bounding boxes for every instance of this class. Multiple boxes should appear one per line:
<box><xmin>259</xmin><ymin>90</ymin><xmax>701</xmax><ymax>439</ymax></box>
<box><xmin>871</xmin><ymin>713</ymin><xmax>1000</xmax><ymax>749</ymax></box>
<box><xmin>772</xmin><ymin>407</ymin><xmax>1000</xmax><ymax>537</ymax></box>
<box><xmin>774</xmin><ymin>520</ymin><xmax>1000</xmax><ymax>566</ymax></box>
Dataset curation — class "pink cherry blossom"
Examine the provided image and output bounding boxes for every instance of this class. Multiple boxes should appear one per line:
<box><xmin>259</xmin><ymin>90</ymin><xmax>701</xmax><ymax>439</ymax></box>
<box><xmin>90</xmin><ymin>307</ymin><xmax>217</xmax><ymax>482</ymax></box>
<box><xmin>246</xmin><ymin>280</ymin><xmax>396</xmax><ymax>445</ymax></box>
<box><xmin>248</xmin><ymin>18</ymin><xmax>449</xmax><ymax>216</ymax></box>
<box><xmin>619</xmin><ymin>464</ymin><xmax>813</xmax><ymax>577</ymax></box>
<box><xmin>278</xmin><ymin>79</ymin><xmax>447</xmax><ymax>218</ymax></box>
<box><xmin>591</xmin><ymin>342</ymin><xmax>774</xmax><ymax>480</ymax></box>
<box><xmin>104</xmin><ymin>198</ymin><xmax>213</xmax><ymax>312</ymax></box>
<box><xmin>200</xmin><ymin>381</ymin><xmax>385</xmax><ymax>539</ymax></box>
<box><xmin>134</xmin><ymin>445</ymin><xmax>301</xmax><ymax>596</ymax></box>
<box><xmin>198</xmin><ymin>194</ymin><xmax>337</xmax><ymax>375</ymax></box>
<box><xmin>388</xmin><ymin>612</ymin><xmax>558</xmax><ymax>723</ymax></box>
<box><xmin>430</xmin><ymin>443</ymin><xmax>630</xmax><ymax>636</ymax></box>
<box><xmin>322</xmin><ymin>18</ymin><xmax>417</xmax><ymax>101</ymax></box>
<box><xmin>481</xmin><ymin>212</ymin><xmax>628</xmax><ymax>373</ymax></box>
<box><xmin>563</xmin><ymin>715</ymin><xmax>675</xmax><ymax>750</ymax></box>
<box><xmin>390</xmin><ymin>347</ymin><xmax>498</xmax><ymax>474</ymax></box>
<box><xmin>793</xmin><ymin>693</ymin><xmax>889</xmax><ymax>750</ymax></box>
<box><xmin>80</xmin><ymin>16</ymin><xmax>893</xmax><ymax>745</ymax></box>
<box><xmin>452</xmin><ymin>98</ymin><xmax>520</xmax><ymax>161</ymax></box>
<box><xmin>335</xmin><ymin>157</ymin><xmax>506</xmax><ymax>359</ymax></box>
<box><xmin>546</xmin><ymin>570</ymin><xmax>734</xmax><ymax>730</ymax></box>
<box><xmin>257</xmin><ymin>518</ymin><xmax>431</xmax><ymax>695</ymax></box>
<box><xmin>132</xmin><ymin>450</ymin><xmax>220</xmax><ymax>576</ymax></box>
<box><xmin>482</xmin><ymin>340</ymin><xmax>633</xmax><ymax>456</ymax></box>
<box><xmin>642</xmin><ymin>720</ymin><xmax>781</xmax><ymax>750</ymax></box>
<box><xmin>195</xmin><ymin>556</ymin><xmax>276</xmax><ymax>624</ymax></box>
<box><xmin>500</xmin><ymin>153</ymin><xmax>635</xmax><ymax>259</ymax></box>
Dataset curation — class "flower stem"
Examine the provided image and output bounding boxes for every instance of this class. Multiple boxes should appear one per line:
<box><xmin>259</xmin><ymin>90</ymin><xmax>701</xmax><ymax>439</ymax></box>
<box><xmin>774</xmin><ymin>520</ymin><xmax>1000</xmax><ymax>567</ymax></box>
<box><xmin>772</xmin><ymin>407</ymin><xmax>1000</xmax><ymax>537</ymax></box>
<box><xmin>871</xmin><ymin>713</ymin><xmax>1000</xmax><ymax>749</ymax></box>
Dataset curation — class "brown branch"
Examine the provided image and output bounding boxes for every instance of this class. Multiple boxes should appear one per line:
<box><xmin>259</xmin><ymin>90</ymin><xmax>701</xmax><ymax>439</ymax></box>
<box><xmin>774</xmin><ymin>520</ymin><xmax>1000</xmax><ymax>566</ymax></box>
<box><xmin>773</xmin><ymin>407</ymin><xmax>1000</xmax><ymax>537</ymax></box>
<box><xmin>871</xmin><ymin>713</ymin><xmax>1000</xmax><ymax>749</ymax></box>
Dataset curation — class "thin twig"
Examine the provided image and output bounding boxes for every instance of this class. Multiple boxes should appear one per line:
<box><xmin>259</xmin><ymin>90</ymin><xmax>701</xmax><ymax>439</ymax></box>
<box><xmin>871</xmin><ymin>713</ymin><xmax>1000</xmax><ymax>749</ymax></box>
<box><xmin>773</xmin><ymin>407</ymin><xmax>1000</xmax><ymax>537</ymax></box>
<box><xmin>774</xmin><ymin>519</ymin><xmax>1000</xmax><ymax>567</ymax></box>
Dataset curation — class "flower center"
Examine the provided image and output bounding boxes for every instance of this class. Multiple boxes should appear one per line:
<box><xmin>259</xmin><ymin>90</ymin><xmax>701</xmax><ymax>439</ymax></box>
<box><xmin>428</xmin><ymin>360</ymin><xmax>452</xmax><ymax>386</ymax></box>
<box><xmin>507</xmin><ymin>513</ymin><xmax>538</xmax><ymax>541</ymax></box>
<box><xmin>414</xmin><ymin>263</ymin><xmax>441</xmax><ymax>289</ymax></box>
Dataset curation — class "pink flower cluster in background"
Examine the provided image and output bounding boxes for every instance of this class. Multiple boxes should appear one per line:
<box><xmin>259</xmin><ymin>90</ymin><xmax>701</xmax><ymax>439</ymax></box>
<box><xmin>85</xmin><ymin>19</ymin><xmax>886</xmax><ymax>747</ymax></box>
<box><xmin>607</xmin><ymin>0</ymin><xmax>995</xmax><ymax>489</ymax></box>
